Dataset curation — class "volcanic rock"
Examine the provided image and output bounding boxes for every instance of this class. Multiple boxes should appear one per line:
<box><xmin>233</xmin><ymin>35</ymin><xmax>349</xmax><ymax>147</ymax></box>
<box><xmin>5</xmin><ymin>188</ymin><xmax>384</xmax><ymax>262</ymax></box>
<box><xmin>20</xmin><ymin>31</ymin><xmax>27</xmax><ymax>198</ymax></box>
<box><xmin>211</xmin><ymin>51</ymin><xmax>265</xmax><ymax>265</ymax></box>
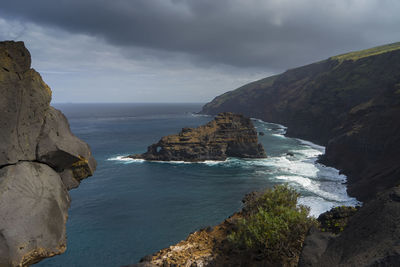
<box><xmin>0</xmin><ymin>162</ymin><xmax>69</xmax><ymax>266</ymax></box>
<box><xmin>129</xmin><ymin>112</ymin><xmax>266</xmax><ymax>162</ymax></box>
<box><xmin>0</xmin><ymin>41</ymin><xmax>51</xmax><ymax>166</ymax></box>
<box><xmin>201</xmin><ymin>42</ymin><xmax>400</xmax><ymax>202</ymax></box>
<box><xmin>300</xmin><ymin>186</ymin><xmax>400</xmax><ymax>266</ymax></box>
<box><xmin>0</xmin><ymin>41</ymin><xmax>96</xmax><ymax>266</ymax></box>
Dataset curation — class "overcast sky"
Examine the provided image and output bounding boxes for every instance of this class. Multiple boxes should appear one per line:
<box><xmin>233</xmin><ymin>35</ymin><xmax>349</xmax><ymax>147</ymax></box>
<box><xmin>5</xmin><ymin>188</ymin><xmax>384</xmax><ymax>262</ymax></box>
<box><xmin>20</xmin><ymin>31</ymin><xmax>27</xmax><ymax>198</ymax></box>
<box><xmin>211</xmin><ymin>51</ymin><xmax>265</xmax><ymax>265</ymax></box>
<box><xmin>1</xmin><ymin>0</ymin><xmax>399</xmax><ymax>103</ymax></box>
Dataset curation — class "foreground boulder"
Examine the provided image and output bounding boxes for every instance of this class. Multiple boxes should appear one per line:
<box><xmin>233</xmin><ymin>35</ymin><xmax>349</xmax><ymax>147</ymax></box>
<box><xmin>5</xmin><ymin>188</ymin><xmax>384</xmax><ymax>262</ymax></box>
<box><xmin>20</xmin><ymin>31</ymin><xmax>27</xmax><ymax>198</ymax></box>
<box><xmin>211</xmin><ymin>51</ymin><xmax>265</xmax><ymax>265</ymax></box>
<box><xmin>0</xmin><ymin>162</ymin><xmax>69</xmax><ymax>266</ymax></box>
<box><xmin>129</xmin><ymin>112</ymin><xmax>266</xmax><ymax>162</ymax></box>
<box><xmin>0</xmin><ymin>41</ymin><xmax>96</xmax><ymax>266</ymax></box>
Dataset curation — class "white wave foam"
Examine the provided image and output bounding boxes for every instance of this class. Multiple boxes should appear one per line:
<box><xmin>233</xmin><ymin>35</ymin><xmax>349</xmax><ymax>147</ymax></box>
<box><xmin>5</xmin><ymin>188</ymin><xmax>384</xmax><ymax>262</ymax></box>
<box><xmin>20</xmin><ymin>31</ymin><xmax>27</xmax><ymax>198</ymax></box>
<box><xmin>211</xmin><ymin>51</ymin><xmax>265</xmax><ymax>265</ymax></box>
<box><xmin>275</xmin><ymin>175</ymin><xmax>344</xmax><ymax>202</ymax></box>
<box><xmin>107</xmin><ymin>156</ymin><xmax>227</xmax><ymax>165</ymax></box>
<box><xmin>315</xmin><ymin>163</ymin><xmax>347</xmax><ymax>181</ymax></box>
<box><xmin>299</xmin><ymin>196</ymin><xmax>360</xmax><ymax>217</ymax></box>
<box><xmin>241</xmin><ymin>120</ymin><xmax>359</xmax><ymax>215</ymax></box>
<box><xmin>260</xmin><ymin>156</ymin><xmax>320</xmax><ymax>178</ymax></box>
<box><xmin>271</xmin><ymin>133</ymin><xmax>286</xmax><ymax>138</ymax></box>
<box><xmin>202</xmin><ymin>160</ymin><xmax>226</xmax><ymax>166</ymax></box>
<box><xmin>290</xmin><ymin>148</ymin><xmax>323</xmax><ymax>158</ymax></box>
<box><xmin>107</xmin><ymin>155</ymin><xmax>144</xmax><ymax>163</ymax></box>
<box><xmin>191</xmin><ymin>113</ymin><xmax>212</xmax><ymax>118</ymax></box>
<box><xmin>298</xmin><ymin>196</ymin><xmax>337</xmax><ymax>217</ymax></box>
<box><xmin>251</xmin><ymin>119</ymin><xmax>287</xmax><ymax>135</ymax></box>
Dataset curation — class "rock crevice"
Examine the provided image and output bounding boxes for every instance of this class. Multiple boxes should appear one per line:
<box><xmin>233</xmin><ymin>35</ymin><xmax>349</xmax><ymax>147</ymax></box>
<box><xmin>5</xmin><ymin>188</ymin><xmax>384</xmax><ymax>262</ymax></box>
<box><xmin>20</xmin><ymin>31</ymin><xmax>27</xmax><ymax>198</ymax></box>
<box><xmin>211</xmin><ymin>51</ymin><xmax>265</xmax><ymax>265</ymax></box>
<box><xmin>0</xmin><ymin>41</ymin><xmax>96</xmax><ymax>266</ymax></box>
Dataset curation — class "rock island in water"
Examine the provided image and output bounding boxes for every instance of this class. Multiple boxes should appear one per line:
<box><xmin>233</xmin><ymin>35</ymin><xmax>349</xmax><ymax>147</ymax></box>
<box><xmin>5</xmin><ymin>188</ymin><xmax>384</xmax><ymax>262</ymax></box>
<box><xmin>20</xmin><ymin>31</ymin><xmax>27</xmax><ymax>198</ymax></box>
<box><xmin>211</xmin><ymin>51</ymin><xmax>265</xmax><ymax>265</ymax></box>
<box><xmin>128</xmin><ymin>112</ymin><xmax>266</xmax><ymax>162</ymax></box>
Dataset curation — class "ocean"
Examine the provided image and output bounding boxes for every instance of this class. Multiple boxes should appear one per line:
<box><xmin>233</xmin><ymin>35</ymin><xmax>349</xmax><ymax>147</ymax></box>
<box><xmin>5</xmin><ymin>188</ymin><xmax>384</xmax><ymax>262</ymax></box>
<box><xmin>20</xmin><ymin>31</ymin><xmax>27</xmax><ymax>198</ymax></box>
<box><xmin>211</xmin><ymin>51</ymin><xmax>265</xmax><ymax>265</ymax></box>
<box><xmin>36</xmin><ymin>103</ymin><xmax>359</xmax><ymax>267</ymax></box>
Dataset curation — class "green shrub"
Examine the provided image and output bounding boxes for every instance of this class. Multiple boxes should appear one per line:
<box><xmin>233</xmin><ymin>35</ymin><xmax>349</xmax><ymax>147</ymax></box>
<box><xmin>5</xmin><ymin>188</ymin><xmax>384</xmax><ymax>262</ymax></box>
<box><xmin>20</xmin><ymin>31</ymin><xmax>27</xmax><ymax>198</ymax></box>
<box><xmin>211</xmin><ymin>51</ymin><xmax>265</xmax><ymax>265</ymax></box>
<box><xmin>228</xmin><ymin>184</ymin><xmax>315</xmax><ymax>261</ymax></box>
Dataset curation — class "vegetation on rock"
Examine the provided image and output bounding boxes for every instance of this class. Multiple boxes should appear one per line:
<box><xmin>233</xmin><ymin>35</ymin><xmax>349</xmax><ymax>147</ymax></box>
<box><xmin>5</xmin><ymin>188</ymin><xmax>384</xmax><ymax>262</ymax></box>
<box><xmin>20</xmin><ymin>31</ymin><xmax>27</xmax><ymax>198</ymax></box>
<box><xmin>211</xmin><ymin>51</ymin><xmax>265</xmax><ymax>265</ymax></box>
<box><xmin>331</xmin><ymin>42</ymin><xmax>400</xmax><ymax>62</ymax></box>
<box><xmin>134</xmin><ymin>185</ymin><xmax>316</xmax><ymax>267</ymax></box>
<box><xmin>318</xmin><ymin>206</ymin><xmax>359</xmax><ymax>234</ymax></box>
<box><xmin>228</xmin><ymin>184</ymin><xmax>316</xmax><ymax>263</ymax></box>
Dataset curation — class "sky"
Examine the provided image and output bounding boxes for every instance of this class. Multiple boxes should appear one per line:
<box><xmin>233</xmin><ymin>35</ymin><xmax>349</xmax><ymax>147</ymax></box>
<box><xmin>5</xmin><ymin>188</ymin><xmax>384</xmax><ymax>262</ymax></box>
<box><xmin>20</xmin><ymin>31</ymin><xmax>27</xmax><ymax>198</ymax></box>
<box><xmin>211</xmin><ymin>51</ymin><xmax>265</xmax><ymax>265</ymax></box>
<box><xmin>1</xmin><ymin>0</ymin><xmax>399</xmax><ymax>103</ymax></box>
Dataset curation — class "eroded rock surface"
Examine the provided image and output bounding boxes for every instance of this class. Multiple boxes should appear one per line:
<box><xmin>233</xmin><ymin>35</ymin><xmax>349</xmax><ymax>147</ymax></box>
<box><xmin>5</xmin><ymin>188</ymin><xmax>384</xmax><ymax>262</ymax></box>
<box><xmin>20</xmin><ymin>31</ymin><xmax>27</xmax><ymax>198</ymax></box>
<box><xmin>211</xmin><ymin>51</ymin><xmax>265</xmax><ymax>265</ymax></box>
<box><xmin>0</xmin><ymin>41</ymin><xmax>96</xmax><ymax>266</ymax></box>
<box><xmin>0</xmin><ymin>41</ymin><xmax>51</xmax><ymax>166</ymax></box>
<box><xmin>37</xmin><ymin>106</ymin><xmax>96</xmax><ymax>188</ymax></box>
<box><xmin>0</xmin><ymin>162</ymin><xmax>69</xmax><ymax>266</ymax></box>
<box><xmin>129</xmin><ymin>112</ymin><xmax>266</xmax><ymax>162</ymax></box>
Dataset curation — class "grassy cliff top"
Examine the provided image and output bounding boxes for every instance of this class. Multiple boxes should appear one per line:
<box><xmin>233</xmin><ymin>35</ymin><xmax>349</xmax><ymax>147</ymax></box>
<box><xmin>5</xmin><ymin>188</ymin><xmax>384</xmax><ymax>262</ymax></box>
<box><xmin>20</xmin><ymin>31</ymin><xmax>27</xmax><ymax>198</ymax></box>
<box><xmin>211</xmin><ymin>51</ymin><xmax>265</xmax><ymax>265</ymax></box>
<box><xmin>331</xmin><ymin>42</ymin><xmax>400</xmax><ymax>62</ymax></box>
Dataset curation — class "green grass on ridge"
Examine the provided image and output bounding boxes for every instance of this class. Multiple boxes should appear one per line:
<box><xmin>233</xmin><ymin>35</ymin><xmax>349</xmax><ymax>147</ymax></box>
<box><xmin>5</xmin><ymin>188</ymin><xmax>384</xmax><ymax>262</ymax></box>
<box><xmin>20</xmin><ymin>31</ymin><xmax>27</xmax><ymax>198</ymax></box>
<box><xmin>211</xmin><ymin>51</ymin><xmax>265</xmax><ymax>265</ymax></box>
<box><xmin>331</xmin><ymin>42</ymin><xmax>400</xmax><ymax>62</ymax></box>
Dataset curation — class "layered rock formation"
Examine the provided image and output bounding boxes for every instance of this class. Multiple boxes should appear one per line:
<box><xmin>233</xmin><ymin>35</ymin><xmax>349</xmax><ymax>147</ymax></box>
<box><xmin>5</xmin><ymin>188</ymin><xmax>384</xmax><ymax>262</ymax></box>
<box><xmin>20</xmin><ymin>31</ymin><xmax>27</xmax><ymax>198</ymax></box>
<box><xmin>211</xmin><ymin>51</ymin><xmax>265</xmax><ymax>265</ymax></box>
<box><xmin>129</xmin><ymin>112</ymin><xmax>266</xmax><ymax>162</ymax></box>
<box><xmin>0</xmin><ymin>41</ymin><xmax>96</xmax><ymax>266</ymax></box>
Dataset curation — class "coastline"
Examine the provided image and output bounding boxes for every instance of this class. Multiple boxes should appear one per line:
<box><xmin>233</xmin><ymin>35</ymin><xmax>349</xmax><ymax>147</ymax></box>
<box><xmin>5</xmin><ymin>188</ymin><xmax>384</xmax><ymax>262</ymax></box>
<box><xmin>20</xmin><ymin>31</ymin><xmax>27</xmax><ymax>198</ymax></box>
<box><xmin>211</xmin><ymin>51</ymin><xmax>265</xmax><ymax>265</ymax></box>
<box><xmin>129</xmin><ymin>116</ymin><xmax>361</xmax><ymax>266</ymax></box>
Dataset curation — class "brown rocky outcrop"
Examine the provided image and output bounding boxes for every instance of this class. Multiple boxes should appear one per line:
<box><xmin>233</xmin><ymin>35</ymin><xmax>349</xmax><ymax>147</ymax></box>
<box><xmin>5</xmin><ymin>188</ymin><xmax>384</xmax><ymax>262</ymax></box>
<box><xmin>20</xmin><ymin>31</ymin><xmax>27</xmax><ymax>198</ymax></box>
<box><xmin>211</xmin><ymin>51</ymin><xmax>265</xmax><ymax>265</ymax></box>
<box><xmin>130</xmin><ymin>190</ymin><xmax>305</xmax><ymax>267</ymax></box>
<box><xmin>0</xmin><ymin>41</ymin><xmax>96</xmax><ymax>266</ymax></box>
<box><xmin>129</xmin><ymin>112</ymin><xmax>266</xmax><ymax>162</ymax></box>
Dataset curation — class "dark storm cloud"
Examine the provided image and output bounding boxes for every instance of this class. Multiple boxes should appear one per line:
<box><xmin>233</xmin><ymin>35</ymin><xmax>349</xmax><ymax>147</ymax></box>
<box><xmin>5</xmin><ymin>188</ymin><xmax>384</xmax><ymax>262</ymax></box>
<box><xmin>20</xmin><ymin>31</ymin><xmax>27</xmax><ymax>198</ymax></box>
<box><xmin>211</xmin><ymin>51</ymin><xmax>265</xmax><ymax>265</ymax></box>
<box><xmin>1</xmin><ymin>0</ymin><xmax>400</xmax><ymax>71</ymax></box>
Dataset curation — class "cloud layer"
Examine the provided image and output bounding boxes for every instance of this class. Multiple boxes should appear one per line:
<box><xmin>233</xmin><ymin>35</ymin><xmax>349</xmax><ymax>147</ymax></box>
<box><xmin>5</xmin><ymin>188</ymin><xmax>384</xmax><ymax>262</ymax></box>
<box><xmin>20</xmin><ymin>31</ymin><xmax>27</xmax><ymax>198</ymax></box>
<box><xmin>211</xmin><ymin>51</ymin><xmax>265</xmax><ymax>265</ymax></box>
<box><xmin>1</xmin><ymin>0</ymin><xmax>400</xmax><ymax>102</ymax></box>
<box><xmin>3</xmin><ymin>0</ymin><xmax>400</xmax><ymax>69</ymax></box>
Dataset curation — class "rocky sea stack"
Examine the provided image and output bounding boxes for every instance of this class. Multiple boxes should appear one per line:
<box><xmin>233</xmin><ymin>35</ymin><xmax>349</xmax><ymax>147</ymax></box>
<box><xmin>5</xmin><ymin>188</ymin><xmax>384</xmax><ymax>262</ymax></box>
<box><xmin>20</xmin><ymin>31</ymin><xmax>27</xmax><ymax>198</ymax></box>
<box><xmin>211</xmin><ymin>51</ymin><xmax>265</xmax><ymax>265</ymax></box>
<box><xmin>129</xmin><ymin>112</ymin><xmax>266</xmax><ymax>162</ymax></box>
<box><xmin>0</xmin><ymin>41</ymin><xmax>96</xmax><ymax>266</ymax></box>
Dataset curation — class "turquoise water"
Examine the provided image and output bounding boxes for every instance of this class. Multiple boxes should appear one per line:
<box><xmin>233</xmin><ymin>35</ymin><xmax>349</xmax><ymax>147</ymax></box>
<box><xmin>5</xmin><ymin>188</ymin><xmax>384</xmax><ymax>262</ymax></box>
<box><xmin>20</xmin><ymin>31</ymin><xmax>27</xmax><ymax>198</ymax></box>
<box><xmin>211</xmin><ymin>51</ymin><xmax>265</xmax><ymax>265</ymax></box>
<box><xmin>37</xmin><ymin>103</ymin><xmax>358</xmax><ymax>267</ymax></box>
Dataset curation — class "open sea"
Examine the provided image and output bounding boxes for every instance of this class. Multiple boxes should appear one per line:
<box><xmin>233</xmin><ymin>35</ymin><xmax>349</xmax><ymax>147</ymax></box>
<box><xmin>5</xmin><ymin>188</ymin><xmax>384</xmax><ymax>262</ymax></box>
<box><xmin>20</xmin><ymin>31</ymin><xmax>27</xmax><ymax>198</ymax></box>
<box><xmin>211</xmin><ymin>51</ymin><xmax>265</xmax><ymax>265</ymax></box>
<box><xmin>36</xmin><ymin>103</ymin><xmax>359</xmax><ymax>267</ymax></box>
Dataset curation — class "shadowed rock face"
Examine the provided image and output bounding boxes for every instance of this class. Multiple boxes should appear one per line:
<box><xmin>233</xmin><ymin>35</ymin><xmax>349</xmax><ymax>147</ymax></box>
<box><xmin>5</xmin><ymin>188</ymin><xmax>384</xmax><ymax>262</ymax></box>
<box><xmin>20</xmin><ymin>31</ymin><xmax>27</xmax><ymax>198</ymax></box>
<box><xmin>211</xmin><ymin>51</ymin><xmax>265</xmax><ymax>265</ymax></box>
<box><xmin>200</xmin><ymin>43</ymin><xmax>400</xmax><ymax>266</ymax></box>
<box><xmin>201</xmin><ymin>43</ymin><xmax>400</xmax><ymax>202</ymax></box>
<box><xmin>0</xmin><ymin>41</ymin><xmax>96</xmax><ymax>266</ymax></box>
<box><xmin>300</xmin><ymin>186</ymin><xmax>400</xmax><ymax>266</ymax></box>
<box><xmin>129</xmin><ymin>112</ymin><xmax>266</xmax><ymax>162</ymax></box>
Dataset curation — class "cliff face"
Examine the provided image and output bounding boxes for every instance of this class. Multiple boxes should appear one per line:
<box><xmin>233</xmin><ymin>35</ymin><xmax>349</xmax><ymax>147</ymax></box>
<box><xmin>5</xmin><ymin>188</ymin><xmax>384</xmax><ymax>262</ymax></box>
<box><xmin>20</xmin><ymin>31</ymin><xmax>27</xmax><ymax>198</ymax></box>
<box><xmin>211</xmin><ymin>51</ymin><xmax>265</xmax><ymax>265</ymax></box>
<box><xmin>0</xmin><ymin>41</ymin><xmax>96</xmax><ymax>266</ymax></box>
<box><xmin>200</xmin><ymin>42</ymin><xmax>400</xmax><ymax>266</ymax></box>
<box><xmin>129</xmin><ymin>112</ymin><xmax>266</xmax><ymax>162</ymax></box>
<box><xmin>201</xmin><ymin>42</ymin><xmax>400</xmax><ymax>202</ymax></box>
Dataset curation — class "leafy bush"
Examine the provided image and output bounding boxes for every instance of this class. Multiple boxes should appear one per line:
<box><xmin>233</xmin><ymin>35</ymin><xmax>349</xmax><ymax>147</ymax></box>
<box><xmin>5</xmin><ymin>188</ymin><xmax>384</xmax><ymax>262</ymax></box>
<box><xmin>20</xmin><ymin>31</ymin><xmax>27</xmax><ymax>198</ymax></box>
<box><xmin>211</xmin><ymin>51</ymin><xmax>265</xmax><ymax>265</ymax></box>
<box><xmin>228</xmin><ymin>184</ymin><xmax>315</xmax><ymax>261</ymax></box>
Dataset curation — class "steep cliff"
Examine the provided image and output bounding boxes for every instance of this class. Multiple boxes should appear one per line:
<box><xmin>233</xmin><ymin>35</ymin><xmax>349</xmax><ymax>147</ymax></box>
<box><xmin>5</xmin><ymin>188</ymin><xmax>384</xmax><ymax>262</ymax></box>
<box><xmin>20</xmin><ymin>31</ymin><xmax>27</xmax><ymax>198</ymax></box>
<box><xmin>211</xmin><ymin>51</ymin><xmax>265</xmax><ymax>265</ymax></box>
<box><xmin>200</xmin><ymin>42</ymin><xmax>400</xmax><ymax>266</ymax></box>
<box><xmin>129</xmin><ymin>112</ymin><xmax>266</xmax><ymax>162</ymax></box>
<box><xmin>0</xmin><ymin>41</ymin><xmax>96</xmax><ymax>266</ymax></box>
<box><xmin>202</xmin><ymin>42</ymin><xmax>400</xmax><ymax>202</ymax></box>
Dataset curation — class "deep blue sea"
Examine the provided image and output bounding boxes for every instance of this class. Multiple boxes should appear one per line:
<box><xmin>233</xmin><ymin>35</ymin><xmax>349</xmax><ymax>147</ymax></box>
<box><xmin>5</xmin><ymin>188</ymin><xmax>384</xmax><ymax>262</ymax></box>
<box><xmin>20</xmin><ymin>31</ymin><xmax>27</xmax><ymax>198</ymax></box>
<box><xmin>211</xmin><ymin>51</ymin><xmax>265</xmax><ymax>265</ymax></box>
<box><xmin>36</xmin><ymin>103</ymin><xmax>358</xmax><ymax>267</ymax></box>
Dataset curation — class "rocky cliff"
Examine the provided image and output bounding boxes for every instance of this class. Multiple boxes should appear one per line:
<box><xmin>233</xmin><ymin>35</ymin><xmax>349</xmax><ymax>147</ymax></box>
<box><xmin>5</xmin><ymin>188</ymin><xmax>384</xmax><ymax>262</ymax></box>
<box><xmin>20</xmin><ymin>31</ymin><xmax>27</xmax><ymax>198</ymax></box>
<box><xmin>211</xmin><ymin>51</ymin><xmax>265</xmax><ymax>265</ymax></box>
<box><xmin>299</xmin><ymin>186</ymin><xmax>400</xmax><ymax>266</ymax></box>
<box><xmin>0</xmin><ymin>41</ymin><xmax>96</xmax><ymax>266</ymax></box>
<box><xmin>201</xmin><ymin>42</ymin><xmax>400</xmax><ymax>202</ymax></box>
<box><xmin>129</xmin><ymin>112</ymin><xmax>266</xmax><ymax>162</ymax></box>
<box><xmin>200</xmin><ymin>42</ymin><xmax>400</xmax><ymax>266</ymax></box>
